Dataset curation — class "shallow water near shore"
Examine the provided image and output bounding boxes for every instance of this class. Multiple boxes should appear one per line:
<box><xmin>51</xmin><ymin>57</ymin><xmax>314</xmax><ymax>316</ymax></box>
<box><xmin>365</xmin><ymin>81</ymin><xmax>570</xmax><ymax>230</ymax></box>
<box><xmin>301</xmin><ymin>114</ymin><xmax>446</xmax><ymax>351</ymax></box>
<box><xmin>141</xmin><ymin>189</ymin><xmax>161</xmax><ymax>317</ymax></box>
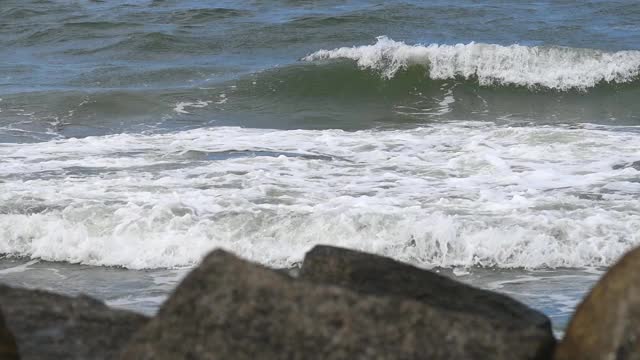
<box><xmin>0</xmin><ymin>257</ymin><xmax>600</xmax><ymax>335</ymax></box>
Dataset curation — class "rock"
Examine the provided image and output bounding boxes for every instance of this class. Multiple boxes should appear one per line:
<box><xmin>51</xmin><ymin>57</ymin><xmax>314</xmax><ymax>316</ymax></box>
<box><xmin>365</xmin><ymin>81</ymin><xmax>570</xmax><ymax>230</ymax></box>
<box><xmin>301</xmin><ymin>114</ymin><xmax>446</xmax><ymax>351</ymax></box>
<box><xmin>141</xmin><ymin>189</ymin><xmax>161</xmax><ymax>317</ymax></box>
<box><xmin>0</xmin><ymin>284</ymin><xmax>148</xmax><ymax>360</ymax></box>
<box><xmin>122</xmin><ymin>249</ymin><xmax>554</xmax><ymax>360</ymax></box>
<box><xmin>612</xmin><ymin>160</ymin><xmax>640</xmax><ymax>171</ymax></box>
<box><xmin>555</xmin><ymin>246</ymin><xmax>640</xmax><ymax>360</ymax></box>
<box><xmin>299</xmin><ymin>245</ymin><xmax>553</xmax><ymax>332</ymax></box>
<box><xmin>0</xmin><ymin>309</ymin><xmax>19</xmax><ymax>360</ymax></box>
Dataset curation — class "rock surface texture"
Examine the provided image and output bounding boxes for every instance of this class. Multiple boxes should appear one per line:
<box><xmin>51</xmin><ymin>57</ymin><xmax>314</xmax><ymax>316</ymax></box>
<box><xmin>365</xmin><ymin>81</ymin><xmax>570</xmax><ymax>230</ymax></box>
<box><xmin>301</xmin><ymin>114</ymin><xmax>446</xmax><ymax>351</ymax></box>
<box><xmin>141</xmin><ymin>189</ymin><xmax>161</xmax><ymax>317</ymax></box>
<box><xmin>0</xmin><ymin>284</ymin><xmax>148</xmax><ymax>360</ymax></box>
<box><xmin>555</xmin><ymin>246</ymin><xmax>640</xmax><ymax>360</ymax></box>
<box><xmin>0</xmin><ymin>309</ymin><xmax>19</xmax><ymax>360</ymax></box>
<box><xmin>300</xmin><ymin>245</ymin><xmax>554</xmax><ymax>332</ymax></box>
<box><xmin>122</xmin><ymin>248</ymin><xmax>555</xmax><ymax>360</ymax></box>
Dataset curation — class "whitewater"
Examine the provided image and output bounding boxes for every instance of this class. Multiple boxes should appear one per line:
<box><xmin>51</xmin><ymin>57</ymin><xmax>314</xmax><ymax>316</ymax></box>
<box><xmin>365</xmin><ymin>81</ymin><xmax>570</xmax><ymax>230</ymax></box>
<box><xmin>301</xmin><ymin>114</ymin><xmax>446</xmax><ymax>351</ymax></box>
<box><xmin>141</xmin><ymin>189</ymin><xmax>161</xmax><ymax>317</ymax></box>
<box><xmin>303</xmin><ymin>36</ymin><xmax>640</xmax><ymax>90</ymax></box>
<box><xmin>1</xmin><ymin>123</ymin><xmax>639</xmax><ymax>270</ymax></box>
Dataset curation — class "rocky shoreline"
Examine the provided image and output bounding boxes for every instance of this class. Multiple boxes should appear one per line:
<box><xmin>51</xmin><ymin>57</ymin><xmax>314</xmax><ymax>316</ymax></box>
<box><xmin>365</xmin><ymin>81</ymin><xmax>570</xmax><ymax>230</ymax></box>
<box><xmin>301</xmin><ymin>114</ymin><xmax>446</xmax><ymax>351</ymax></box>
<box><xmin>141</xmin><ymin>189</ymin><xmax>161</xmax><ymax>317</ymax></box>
<box><xmin>0</xmin><ymin>245</ymin><xmax>638</xmax><ymax>359</ymax></box>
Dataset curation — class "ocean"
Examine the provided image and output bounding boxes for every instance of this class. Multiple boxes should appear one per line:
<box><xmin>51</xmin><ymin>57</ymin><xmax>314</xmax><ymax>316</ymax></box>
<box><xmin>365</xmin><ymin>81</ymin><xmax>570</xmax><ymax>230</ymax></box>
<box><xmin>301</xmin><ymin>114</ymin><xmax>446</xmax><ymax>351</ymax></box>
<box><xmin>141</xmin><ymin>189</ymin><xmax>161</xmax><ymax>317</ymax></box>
<box><xmin>1</xmin><ymin>0</ymin><xmax>639</xmax><ymax>334</ymax></box>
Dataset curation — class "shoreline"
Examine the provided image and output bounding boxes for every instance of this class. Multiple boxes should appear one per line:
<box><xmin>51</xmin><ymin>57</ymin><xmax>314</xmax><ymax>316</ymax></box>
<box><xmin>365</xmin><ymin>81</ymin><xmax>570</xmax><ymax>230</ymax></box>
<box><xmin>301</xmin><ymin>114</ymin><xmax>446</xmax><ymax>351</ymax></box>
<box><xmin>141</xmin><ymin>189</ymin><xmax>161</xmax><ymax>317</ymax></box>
<box><xmin>0</xmin><ymin>255</ymin><xmax>599</xmax><ymax>334</ymax></box>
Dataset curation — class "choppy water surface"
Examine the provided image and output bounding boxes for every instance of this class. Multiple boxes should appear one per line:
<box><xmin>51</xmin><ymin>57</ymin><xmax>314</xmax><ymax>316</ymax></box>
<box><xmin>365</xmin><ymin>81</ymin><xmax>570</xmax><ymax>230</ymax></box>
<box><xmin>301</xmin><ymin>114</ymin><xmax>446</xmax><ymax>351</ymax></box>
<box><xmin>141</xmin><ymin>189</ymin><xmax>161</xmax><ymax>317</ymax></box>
<box><xmin>1</xmin><ymin>0</ymin><xmax>640</xmax><ymax>329</ymax></box>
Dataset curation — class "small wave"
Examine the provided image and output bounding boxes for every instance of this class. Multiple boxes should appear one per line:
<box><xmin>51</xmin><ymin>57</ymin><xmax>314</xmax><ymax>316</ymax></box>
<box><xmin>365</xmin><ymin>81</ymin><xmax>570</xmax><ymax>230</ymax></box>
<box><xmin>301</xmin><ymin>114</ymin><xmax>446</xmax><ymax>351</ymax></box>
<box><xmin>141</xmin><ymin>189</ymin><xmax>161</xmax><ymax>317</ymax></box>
<box><xmin>169</xmin><ymin>8</ymin><xmax>251</xmax><ymax>24</ymax></box>
<box><xmin>174</xmin><ymin>100</ymin><xmax>210</xmax><ymax>114</ymax></box>
<box><xmin>0</xmin><ymin>8</ymin><xmax>46</xmax><ymax>19</ymax></box>
<box><xmin>65</xmin><ymin>32</ymin><xmax>217</xmax><ymax>56</ymax></box>
<box><xmin>303</xmin><ymin>36</ymin><xmax>640</xmax><ymax>90</ymax></box>
<box><xmin>63</xmin><ymin>21</ymin><xmax>142</xmax><ymax>30</ymax></box>
<box><xmin>13</xmin><ymin>22</ymin><xmax>142</xmax><ymax>46</ymax></box>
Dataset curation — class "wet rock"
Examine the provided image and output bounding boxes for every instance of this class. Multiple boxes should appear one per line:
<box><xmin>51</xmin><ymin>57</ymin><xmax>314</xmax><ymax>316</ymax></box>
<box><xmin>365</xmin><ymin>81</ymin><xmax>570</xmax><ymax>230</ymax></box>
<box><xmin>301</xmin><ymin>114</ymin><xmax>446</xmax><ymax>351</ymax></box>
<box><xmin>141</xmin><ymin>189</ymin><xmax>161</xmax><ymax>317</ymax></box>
<box><xmin>122</xmin><ymin>249</ymin><xmax>554</xmax><ymax>360</ymax></box>
<box><xmin>555</xmin><ymin>246</ymin><xmax>640</xmax><ymax>360</ymax></box>
<box><xmin>0</xmin><ymin>309</ymin><xmax>19</xmax><ymax>360</ymax></box>
<box><xmin>300</xmin><ymin>246</ymin><xmax>555</xmax><ymax>356</ymax></box>
<box><xmin>0</xmin><ymin>284</ymin><xmax>148</xmax><ymax>360</ymax></box>
<box><xmin>612</xmin><ymin>160</ymin><xmax>640</xmax><ymax>171</ymax></box>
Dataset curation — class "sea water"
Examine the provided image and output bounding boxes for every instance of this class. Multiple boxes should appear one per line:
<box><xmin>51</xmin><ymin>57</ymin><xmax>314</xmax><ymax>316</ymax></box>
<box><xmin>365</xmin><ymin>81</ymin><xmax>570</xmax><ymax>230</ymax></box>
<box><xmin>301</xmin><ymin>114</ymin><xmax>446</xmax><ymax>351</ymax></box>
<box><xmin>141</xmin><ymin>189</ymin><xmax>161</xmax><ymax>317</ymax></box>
<box><xmin>1</xmin><ymin>0</ymin><xmax>639</xmax><ymax>334</ymax></box>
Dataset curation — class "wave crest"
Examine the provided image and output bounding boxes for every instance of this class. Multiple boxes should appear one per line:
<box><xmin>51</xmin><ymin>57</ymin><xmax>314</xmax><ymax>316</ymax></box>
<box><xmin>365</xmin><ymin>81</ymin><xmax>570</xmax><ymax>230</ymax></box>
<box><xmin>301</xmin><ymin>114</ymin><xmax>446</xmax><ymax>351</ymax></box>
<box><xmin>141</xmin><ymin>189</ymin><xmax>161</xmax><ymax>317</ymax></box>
<box><xmin>303</xmin><ymin>36</ymin><xmax>640</xmax><ymax>90</ymax></box>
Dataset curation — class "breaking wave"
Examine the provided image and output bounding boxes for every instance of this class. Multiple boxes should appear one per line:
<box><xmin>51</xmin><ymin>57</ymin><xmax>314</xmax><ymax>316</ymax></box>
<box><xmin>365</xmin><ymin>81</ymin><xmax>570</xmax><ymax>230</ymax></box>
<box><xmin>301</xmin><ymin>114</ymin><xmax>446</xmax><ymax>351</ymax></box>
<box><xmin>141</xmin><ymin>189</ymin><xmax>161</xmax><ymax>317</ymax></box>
<box><xmin>303</xmin><ymin>36</ymin><xmax>640</xmax><ymax>90</ymax></box>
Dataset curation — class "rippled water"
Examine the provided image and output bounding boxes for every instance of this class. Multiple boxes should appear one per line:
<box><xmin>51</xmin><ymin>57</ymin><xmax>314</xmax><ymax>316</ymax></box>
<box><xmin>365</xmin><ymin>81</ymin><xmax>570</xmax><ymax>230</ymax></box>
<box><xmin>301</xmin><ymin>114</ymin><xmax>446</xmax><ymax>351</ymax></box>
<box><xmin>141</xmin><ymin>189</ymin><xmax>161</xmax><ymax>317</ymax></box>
<box><xmin>1</xmin><ymin>0</ymin><xmax>640</xmax><ymax>329</ymax></box>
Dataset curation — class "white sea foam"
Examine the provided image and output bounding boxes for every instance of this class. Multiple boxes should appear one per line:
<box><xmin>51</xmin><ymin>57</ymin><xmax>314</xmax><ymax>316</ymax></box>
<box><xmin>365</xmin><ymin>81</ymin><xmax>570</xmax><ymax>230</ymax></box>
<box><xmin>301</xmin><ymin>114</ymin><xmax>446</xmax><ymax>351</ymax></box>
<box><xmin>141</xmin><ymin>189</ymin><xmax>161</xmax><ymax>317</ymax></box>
<box><xmin>173</xmin><ymin>100</ymin><xmax>210</xmax><ymax>114</ymax></box>
<box><xmin>106</xmin><ymin>295</ymin><xmax>169</xmax><ymax>313</ymax></box>
<box><xmin>215</xmin><ymin>93</ymin><xmax>228</xmax><ymax>104</ymax></box>
<box><xmin>0</xmin><ymin>259</ymin><xmax>39</xmax><ymax>275</ymax></box>
<box><xmin>0</xmin><ymin>123</ymin><xmax>639</xmax><ymax>269</ymax></box>
<box><xmin>303</xmin><ymin>36</ymin><xmax>640</xmax><ymax>90</ymax></box>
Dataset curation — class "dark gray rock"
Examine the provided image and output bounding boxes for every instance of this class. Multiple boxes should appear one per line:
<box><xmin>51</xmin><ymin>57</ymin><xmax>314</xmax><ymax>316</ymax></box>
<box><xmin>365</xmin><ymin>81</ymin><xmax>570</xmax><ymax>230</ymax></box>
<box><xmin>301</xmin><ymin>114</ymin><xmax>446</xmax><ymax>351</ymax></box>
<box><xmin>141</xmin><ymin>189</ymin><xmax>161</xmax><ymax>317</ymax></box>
<box><xmin>556</xmin><ymin>246</ymin><xmax>640</xmax><ymax>360</ymax></box>
<box><xmin>0</xmin><ymin>309</ymin><xmax>19</xmax><ymax>360</ymax></box>
<box><xmin>122</xmin><ymin>249</ymin><xmax>554</xmax><ymax>360</ymax></box>
<box><xmin>300</xmin><ymin>245</ymin><xmax>553</xmax><ymax>332</ymax></box>
<box><xmin>612</xmin><ymin>160</ymin><xmax>640</xmax><ymax>171</ymax></box>
<box><xmin>0</xmin><ymin>284</ymin><xmax>148</xmax><ymax>360</ymax></box>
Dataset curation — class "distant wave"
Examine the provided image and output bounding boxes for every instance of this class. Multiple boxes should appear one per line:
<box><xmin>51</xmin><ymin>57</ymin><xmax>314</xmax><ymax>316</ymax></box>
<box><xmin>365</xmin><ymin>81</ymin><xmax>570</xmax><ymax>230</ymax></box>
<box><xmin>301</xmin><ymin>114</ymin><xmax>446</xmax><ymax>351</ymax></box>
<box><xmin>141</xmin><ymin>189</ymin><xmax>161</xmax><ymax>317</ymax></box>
<box><xmin>303</xmin><ymin>36</ymin><xmax>640</xmax><ymax>91</ymax></box>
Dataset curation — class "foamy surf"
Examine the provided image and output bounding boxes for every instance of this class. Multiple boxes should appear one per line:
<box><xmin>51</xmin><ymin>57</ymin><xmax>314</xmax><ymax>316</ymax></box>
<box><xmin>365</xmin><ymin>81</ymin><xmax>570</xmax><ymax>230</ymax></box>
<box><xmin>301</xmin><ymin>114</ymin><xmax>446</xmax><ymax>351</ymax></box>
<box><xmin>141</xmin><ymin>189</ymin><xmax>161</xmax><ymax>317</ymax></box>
<box><xmin>173</xmin><ymin>100</ymin><xmax>210</xmax><ymax>114</ymax></box>
<box><xmin>0</xmin><ymin>123</ymin><xmax>639</xmax><ymax>269</ymax></box>
<box><xmin>303</xmin><ymin>36</ymin><xmax>640</xmax><ymax>90</ymax></box>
